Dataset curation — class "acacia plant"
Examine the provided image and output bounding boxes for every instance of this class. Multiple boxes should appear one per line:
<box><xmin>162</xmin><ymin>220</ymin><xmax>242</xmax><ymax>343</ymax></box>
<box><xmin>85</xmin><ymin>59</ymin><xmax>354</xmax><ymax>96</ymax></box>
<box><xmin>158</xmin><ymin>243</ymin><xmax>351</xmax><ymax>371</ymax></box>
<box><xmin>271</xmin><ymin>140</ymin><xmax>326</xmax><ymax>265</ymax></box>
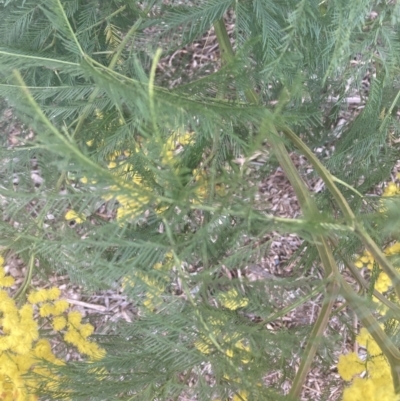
<box><xmin>0</xmin><ymin>0</ymin><xmax>400</xmax><ymax>400</ymax></box>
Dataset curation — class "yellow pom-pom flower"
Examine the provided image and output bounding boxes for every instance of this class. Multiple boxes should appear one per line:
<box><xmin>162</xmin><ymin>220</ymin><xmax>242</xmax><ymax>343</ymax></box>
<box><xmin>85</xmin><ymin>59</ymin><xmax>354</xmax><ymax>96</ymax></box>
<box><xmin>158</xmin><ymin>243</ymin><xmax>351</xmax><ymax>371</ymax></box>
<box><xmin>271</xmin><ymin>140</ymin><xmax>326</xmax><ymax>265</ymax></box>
<box><xmin>52</xmin><ymin>316</ymin><xmax>67</xmax><ymax>331</ymax></box>
<box><xmin>67</xmin><ymin>311</ymin><xmax>83</xmax><ymax>327</ymax></box>
<box><xmin>47</xmin><ymin>287</ymin><xmax>61</xmax><ymax>300</ymax></box>
<box><xmin>65</xmin><ymin>210</ymin><xmax>86</xmax><ymax>224</ymax></box>
<box><xmin>0</xmin><ymin>263</ymin><xmax>105</xmax><ymax>398</ymax></box>
<box><xmin>337</xmin><ymin>352</ymin><xmax>365</xmax><ymax>381</ymax></box>
<box><xmin>28</xmin><ymin>289</ymin><xmax>51</xmax><ymax>304</ymax></box>
<box><xmin>53</xmin><ymin>299</ymin><xmax>69</xmax><ymax>315</ymax></box>
<box><xmin>218</xmin><ymin>289</ymin><xmax>249</xmax><ymax>311</ymax></box>
<box><xmin>39</xmin><ymin>303</ymin><xmax>55</xmax><ymax>317</ymax></box>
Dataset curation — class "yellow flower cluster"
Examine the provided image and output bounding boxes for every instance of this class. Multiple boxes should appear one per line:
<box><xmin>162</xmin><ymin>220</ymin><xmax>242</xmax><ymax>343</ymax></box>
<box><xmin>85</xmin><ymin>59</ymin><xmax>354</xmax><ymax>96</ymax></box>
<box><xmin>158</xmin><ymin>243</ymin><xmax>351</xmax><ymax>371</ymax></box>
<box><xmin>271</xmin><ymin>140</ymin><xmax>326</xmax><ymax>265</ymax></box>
<box><xmin>194</xmin><ymin>316</ymin><xmax>251</xmax><ymax>362</ymax></box>
<box><xmin>382</xmin><ymin>181</ymin><xmax>400</xmax><ymax>197</ymax></box>
<box><xmin>0</xmin><ymin>257</ymin><xmax>104</xmax><ymax>400</ymax></box>
<box><xmin>103</xmin><ymin>149</ymin><xmax>152</xmax><ymax>223</ymax></box>
<box><xmin>0</xmin><ymin>278</ymin><xmax>63</xmax><ymax>399</ymax></box>
<box><xmin>354</xmin><ymin>248</ymin><xmax>394</xmax><ymax>294</ymax></box>
<box><xmin>104</xmin><ymin>130</ymin><xmax>226</xmax><ymax>223</ymax></box>
<box><xmin>81</xmin><ymin>130</ymin><xmax>225</xmax><ymax>225</ymax></box>
<box><xmin>63</xmin><ymin>311</ymin><xmax>104</xmax><ymax>358</ymax></box>
<box><xmin>338</xmin><ymin>328</ymin><xmax>398</xmax><ymax>401</ymax></box>
<box><xmin>338</xmin><ymin>178</ymin><xmax>400</xmax><ymax>400</ymax></box>
<box><xmin>217</xmin><ymin>289</ymin><xmax>249</xmax><ymax>311</ymax></box>
<box><xmin>0</xmin><ymin>288</ymin><xmax>40</xmax><ymax>401</ymax></box>
<box><xmin>353</xmin><ymin>178</ymin><xmax>400</xmax><ymax>296</ymax></box>
<box><xmin>194</xmin><ymin>316</ymin><xmax>227</xmax><ymax>355</ymax></box>
<box><xmin>0</xmin><ymin>256</ymin><xmax>14</xmax><ymax>288</ymax></box>
<box><xmin>64</xmin><ymin>209</ymin><xmax>86</xmax><ymax>224</ymax></box>
<box><xmin>110</xmin><ymin>131</ymin><xmax>193</xmax><ymax>222</ymax></box>
<box><xmin>161</xmin><ymin>131</ymin><xmax>193</xmax><ymax>165</ymax></box>
<box><xmin>379</xmin><ymin>179</ymin><xmax>400</xmax><ymax>213</ymax></box>
<box><xmin>354</xmin><ymin>246</ymin><xmax>400</xmax><ymax>298</ymax></box>
<box><xmin>122</xmin><ymin>252</ymin><xmax>174</xmax><ymax>310</ymax></box>
<box><xmin>190</xmin><ymin>167</ymin><xmax>224</xmax><ymax>205</ymax></box>
<box><xmin>194</xmin><ymin>314</ymin><xmax>252</xmax><ymax>401</ymax></box>
<box><xmin>113</xmin><ymin>178</ymin><xmax>151</xmax><ymax>223</ymax></box>
<box><xmin>214</xmin><ymin>391</ymin><xmax>249</xmax><ymax>401</ymax></box>
<box><xmin>28</xmin><ymin>288</ymin><xmax>104</xmax><ymax>359</ymax></box>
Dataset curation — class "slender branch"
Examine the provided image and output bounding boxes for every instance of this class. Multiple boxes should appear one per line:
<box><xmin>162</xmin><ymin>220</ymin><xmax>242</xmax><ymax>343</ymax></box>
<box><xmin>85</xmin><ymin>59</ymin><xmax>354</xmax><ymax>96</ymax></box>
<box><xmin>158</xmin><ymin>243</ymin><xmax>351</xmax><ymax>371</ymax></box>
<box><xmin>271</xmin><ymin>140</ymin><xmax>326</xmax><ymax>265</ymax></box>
<box><xmin>71</xmin><ymin>17</ymin><xmax>144</xmax><ymax>140</ymax></box>
<box><xmin>339</xmin><ymin>251</ymin><xmax>400</xmax><ymax>316</ymax></box>
<box><xmin>0</xmin><ymin>49</ymin><xmax>79</xmax><ymax>66</ymax></box>
<box><xmin>288</xmin><ymin>279</ymin><xmax>341</xmax><ymax>400</ymax></box>
<box><xmin>13</xmin><ymin>70</ymin><xmax>114</xmax><ymax>180</ymax></box>
<box><xmin>39</xmin><ymin>0</ymin><xmax>85</xmax><ymax>56</ymax></box>
<box><xmin>281</xmin><ymin>126</ymin><xmax>400</xmax><ymax>299</ymax></box>
<box><xmin>77</xmin><ymin>5</ymin><xmax>127</xmax><ymax>35</ymax></box>
<box><xmin>55</xmin><ymin>16</ymin><xmax>145</xmax><ymax>191</ymax></box>
<box><xmin>13</xmin><ymin>253</ymin><xmax>35</xmax><ymax>301</ymax></box>
<box><xmin>263</xmin><ymin>281</ymin><xmax>327</xmax><ymax>324</ymax></box>
<box><xmin>213</xmin><ymin>18</ymin><xmax>342</xmax><ymax>399</ymax></box>
<box><xmin>213</xmin><ymin>16</ymin><xmax>400</xmax><ymax>398</ymax></box>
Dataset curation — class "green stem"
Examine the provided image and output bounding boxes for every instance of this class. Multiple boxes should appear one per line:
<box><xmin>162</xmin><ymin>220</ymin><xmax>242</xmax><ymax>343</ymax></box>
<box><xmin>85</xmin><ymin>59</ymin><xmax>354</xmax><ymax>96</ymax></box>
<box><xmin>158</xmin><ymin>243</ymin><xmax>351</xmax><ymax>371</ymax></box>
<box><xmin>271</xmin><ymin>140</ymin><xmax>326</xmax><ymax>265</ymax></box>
<box><xmin>55</xmin><ymin>17</ymin><xmax>145</xmax><ymax>191</ymax></box>
<box><xmin>213</xmin><ymin>16</ymin><xmax>400</xmax><ymax>397</ymax></box>
<box><xmin>288</xmin><ymin>279</ymin><xmax>341</xmax><ymax>400</ymax></box>
<box><xmin>213</xmin><ymin>18</ymin><xmax>341</xmax><ymax>399</ymax></box>
<box><xmin>339</xmin><ymin>250</ymin><xmax>400</xmax><ymax>316</ymax></box>
<box><xmin>77</xmin><ymin>5</ymin><xmax>127</xmax><ymax>35</ymax></box>
<box><xmin>263</xmin><ymin>281</ymin><xmax>327</xmax><ymax>324</ymax></box>
<box><xmin>281</xmin><ymin>126</ymin><xmax>400</xmax><ymax>299</ymax></box>
<box><xmin>13</xmin><ymin>253</ymin><xmax>35</xmax><ymax>301</ymax></box>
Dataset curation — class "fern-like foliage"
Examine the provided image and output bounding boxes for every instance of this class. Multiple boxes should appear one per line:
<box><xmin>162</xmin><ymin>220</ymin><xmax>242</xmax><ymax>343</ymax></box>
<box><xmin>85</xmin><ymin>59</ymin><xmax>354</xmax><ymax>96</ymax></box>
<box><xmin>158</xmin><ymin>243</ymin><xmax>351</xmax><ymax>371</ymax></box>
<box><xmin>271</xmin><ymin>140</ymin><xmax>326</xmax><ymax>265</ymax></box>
<box><xmin>0</xmin><ymin>1</ymin><xmax>400</xmax><ymax>400</ymax></box>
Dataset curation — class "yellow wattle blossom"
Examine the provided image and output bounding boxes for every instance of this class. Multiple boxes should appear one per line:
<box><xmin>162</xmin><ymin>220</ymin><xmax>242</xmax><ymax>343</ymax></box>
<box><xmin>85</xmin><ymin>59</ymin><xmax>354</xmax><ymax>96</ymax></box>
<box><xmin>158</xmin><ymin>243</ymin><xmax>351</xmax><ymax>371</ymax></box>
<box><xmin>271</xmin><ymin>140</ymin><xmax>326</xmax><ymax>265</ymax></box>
<box><xmin>67</xmin><ymin>310</ymin><xmax>83</xmax><ymax>327</ymax></box>
<box><xmin>79</xmin><ymin>323</ymin><xmax>95</xmax><ymax>339</ymax></box>
<box><xmin>104</xmin><ymin>165</ymin><xmax>151</xmax><ymax>224</ymax></box>
<box><xmin>382</xmin><ymin>182</ymin><xmax>400</xmax><ymax>197</ymax></box>
<box><xmin>234</xmin><ymin>340</ymin><xmax>251</xmax><ymax>364</ymax></box>
<box><xmin>53</xmin><ymin>299</ymin><xmax>69</xmax><ymax>314</ymax></box>
<box><xmin>192</xmin><ymin>169</ymin><xmax>208</xmax><ymax>203</ymax></box>
<box><xmin>39</xmin><ymin>303</ymin><xmax>56</xmax><ymax>317</ymax></box>
<box><xmin>354</xmin><ymin>237</ymin><xmax>400</xmax><ymax>298</ymax></box>
<box><xmin>0</xmin><ymin>272</ymin><xmax>14</xmax><ymax>288</ymax></box>
<box><xmin>379</xmin><ymin>181</ymin><xmax>400</xmax><ymax>213</ymax></box>
<box><xmin>233</xmin><ymin>391</ymin><xmax>249</xmax><ymax>401</ymax></box>
<box><xmin>79</xmin><ymin>176</ymin><xmax>97</xmax><ymax>185</ymax></box>
<box><xmin>65</xmin><ymin>209</ymin><xmax>86</xmax><ymax>224</ymax></box>
<box><xmin>337</xmin><ymin>352</ymin><xmax>365</xmax><ymax>381</ymax></box>
<box><xmin>374</xmin><ymin>272</ymin><xmax>392</xmax><ymax>293</ymax></box>
<box><xmin>52</xmin><ymin>316</ymin><xmax>67</xmax><ymax>331</ymax></box>
<box><xmin>102</xmin><ymin>130</ymin><xmax>224</xmax><ymax>225</ymax></box>
<box><xmin>63</xmin><ymin>311</ymin><xmax>105</xmax><ymax>359</ymax></box>
<box><xmin>0</xmin><ymin>257</ymin><xmax>105</xmax><ymax>399</ymax></box>
<box><xmin>121</xmin><ymin>252</ymin><xmax>176</xmax><ymax>310</ymax></box>
<box><xmin>28</xmin><ymin>287</ymin><xmax>60</xmax><ymax>304</ymax></box>
<box><xmin>218</xmin><ymin>289</ymin><xmax>249</xmax><ymax>310</ymax></box>
<box><xmin>161</xmin><ymin>131</ymin><xmax>193</xmax><ymax>165</ymax></box>
<box><xmin>116</xmin><ymin>191</ymin><xmax>150</xmax><ymax>222</ymax></box>
<box><xmin>224</xmin><ymin>340</ymin><xmax>251</xmax><ymax>364</ymax></box>
<box><xmin>338</xmin><ymin>327</ymin><xmax>399</xmax><ymax>401</ymax></box>
<box><xmin>385</xmin><ymin>242</ymin><xmax>400</xmax><ymax>256</ymax></box>
<box><xmin>356</xmin><ymin>327</ymin><xmax>382</xmax><ymax>356</ymax></box>
<box><xmin>0</xmin><ymin>256</ymin><xmax>14</xmax><ymax>288</ymax></box>
<box><xmin>194</xmin><ymin>337</ymin><xmax>214</xmax><ymax>355</ymax></box>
